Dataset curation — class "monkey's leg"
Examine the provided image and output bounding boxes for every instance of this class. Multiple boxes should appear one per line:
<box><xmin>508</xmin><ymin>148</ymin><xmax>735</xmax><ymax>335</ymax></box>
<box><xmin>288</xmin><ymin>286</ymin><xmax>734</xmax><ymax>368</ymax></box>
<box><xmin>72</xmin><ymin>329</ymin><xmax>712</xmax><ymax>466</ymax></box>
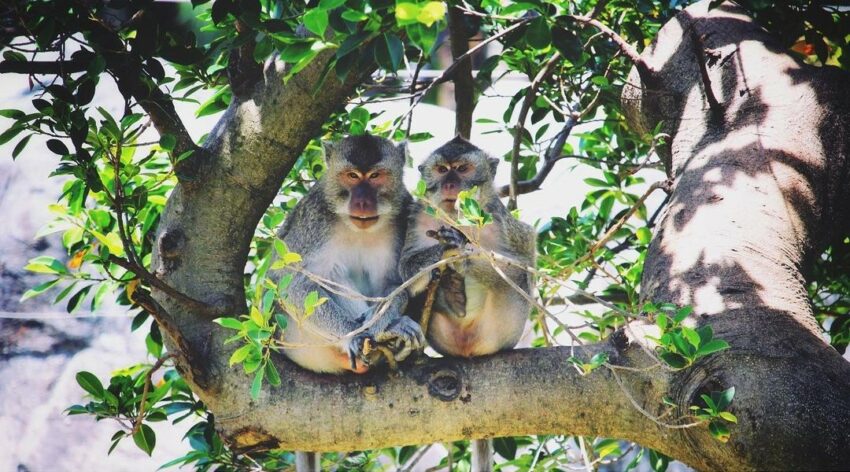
<box><xmin>471</xmin><ymin>439</ymin><xmax>494</xmax><ymax>472</ymax></box>
<box><xmin>295</xmin><ymin>451</ymin><xmax>319</xmax><ymax>472</ymax></box>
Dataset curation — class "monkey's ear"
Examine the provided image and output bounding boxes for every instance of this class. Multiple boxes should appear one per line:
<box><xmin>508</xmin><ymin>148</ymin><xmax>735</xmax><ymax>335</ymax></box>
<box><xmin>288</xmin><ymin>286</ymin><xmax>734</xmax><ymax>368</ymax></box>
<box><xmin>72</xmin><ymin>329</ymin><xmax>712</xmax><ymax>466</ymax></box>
<box><xmin>395</xmin><ymin>141</ymin><xmax>409</xmax><ymax>162</ymax></box>
<box><xmin>417</xmin><ymin>163</ymin><xmax>425</xmax><ymax>173</ymax></box>
<box><xmin>488</xmin><ymin>157</ymin><xmax>499</xmax><ymax>175</ymax></box>
<box><xmin>321</xmin><ymin>140</ymin><xmax>336</xmax><ymax>162</ymax></box>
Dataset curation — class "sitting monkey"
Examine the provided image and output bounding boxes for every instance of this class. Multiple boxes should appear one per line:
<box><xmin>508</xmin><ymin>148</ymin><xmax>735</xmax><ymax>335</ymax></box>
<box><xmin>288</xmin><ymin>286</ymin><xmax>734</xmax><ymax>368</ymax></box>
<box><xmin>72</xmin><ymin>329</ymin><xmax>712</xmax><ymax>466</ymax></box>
<box><xmin>400</xmin><ymin>136</ymin><xmax>536</xmax><ymax>471</ymax></box>
<box><xmin>273</xmin><ymin>135</ymin><xmax>425</xmax><ymax>374</ymax></box>
<box><xmin>401</xmin><ymin>136</ymin><xmax>536</xmax><ymax>357</ymax></box>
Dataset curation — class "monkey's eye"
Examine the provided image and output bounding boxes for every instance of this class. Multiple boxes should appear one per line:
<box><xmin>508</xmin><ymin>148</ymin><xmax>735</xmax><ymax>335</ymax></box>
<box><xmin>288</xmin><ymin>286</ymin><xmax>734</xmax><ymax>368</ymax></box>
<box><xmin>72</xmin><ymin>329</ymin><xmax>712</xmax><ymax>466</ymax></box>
<box><xmin>456</xmin><ymin>164</ymin><xmax>469</xmax><ymax>173</ymax></box>
<box><xmin>436</xmin><ymin>165</ymin><xmax>449</xmax><ymax>174</ymax></box>
<box><xmin>369</xmin><ymin>172</ymin><xmax>381</xmax><ymax>179</ymax></box>
<box><xmin>347</xmin><ymin>172</ymin><xmax>360</xmax><ymax>180</ymax></box>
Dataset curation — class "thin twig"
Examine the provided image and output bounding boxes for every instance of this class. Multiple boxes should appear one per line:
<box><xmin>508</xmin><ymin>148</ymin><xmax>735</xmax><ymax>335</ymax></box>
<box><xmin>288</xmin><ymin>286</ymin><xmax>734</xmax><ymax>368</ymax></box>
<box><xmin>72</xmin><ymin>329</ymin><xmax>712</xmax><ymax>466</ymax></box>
<box><xmin>508</xmin><ymin>52</ymin><xmax>562</xmax><ymax>210</ymax></box>
<box><xmin>132</xmin><ymin>352</ymin><xmax>177</xmax><ymax>434</ymax></box>
<box><xmin>391</xmin><ymin>18</ymin><xmax>533</xmax><ymax>136</ymax></box>
<box><xmin>690</xmin><ymin>29</ymin><xmax>723</xmax><ymax>115</ymax></box>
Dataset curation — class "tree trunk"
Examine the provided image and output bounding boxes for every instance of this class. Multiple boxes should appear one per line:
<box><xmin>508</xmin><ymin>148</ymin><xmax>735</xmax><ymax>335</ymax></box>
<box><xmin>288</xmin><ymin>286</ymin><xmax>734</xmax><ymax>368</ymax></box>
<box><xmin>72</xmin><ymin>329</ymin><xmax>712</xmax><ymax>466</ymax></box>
<box><xmin>150</xmin><ymin>2</ymin><xmax>850</xmax><ymax>470</ymax></box>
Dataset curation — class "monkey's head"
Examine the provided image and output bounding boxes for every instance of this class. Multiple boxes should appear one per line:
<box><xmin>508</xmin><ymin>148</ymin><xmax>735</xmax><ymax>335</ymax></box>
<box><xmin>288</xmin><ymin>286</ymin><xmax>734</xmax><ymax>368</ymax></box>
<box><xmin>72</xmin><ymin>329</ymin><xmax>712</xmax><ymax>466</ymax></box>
<box><xmin>419</xmin><ymin>136</ymin><xmax>499</xmax><ymax>213</ymax></box>
<box><xmin>322</xmin><ymin>135</ymin><xmax>408</xmax><ymax>231</ymax></box>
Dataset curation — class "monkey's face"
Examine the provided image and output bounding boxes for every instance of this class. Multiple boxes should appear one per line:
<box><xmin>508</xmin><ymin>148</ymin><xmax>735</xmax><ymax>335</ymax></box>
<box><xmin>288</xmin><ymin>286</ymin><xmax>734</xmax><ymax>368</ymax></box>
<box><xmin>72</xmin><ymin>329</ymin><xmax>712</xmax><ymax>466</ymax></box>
<box><xmin>419</xmin><ymin>137</ymin><xmax>497</xmax><ymax>214</ymax></box>
<box><xmin>323</xmin><ymin>135</ymin><xmax>407</xmax><ymax>231</ymax></box>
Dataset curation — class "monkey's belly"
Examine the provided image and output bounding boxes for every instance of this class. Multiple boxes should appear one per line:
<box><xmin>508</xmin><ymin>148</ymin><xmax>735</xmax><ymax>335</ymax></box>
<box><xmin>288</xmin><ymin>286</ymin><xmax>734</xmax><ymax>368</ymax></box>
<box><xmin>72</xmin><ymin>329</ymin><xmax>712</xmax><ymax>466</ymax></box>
<box><xmin>428</xmin><ymin>313</ymin><xmax>505</xmax><ymax>357</ymax></box>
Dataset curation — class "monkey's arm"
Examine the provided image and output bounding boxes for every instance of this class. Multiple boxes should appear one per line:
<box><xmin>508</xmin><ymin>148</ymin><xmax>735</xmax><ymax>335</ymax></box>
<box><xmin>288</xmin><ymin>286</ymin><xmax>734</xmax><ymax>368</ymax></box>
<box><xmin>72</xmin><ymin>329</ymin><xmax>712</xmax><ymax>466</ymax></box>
<box><xmin>399</xmin><ymin>205</ymin><xmax>447</xmax><ymax>295</ymax></box>
<box><xmin>463</xmin><ymin>213</ymin><xmax>536</xmax><ymax>297</ymax></box>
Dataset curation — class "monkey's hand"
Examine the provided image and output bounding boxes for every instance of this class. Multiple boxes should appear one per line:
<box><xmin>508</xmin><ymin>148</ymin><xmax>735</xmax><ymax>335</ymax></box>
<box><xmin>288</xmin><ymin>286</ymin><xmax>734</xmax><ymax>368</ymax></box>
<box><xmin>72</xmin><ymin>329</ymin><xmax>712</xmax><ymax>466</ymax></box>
<box><xmin>427</xmin><ymin>226</ymin><xmax>468</xmax><ymax>254</ymax></box>
<box><xmin>373</xmin><ymin>316</ymin><xmax>426</xmax><ymax>363</ymax></box>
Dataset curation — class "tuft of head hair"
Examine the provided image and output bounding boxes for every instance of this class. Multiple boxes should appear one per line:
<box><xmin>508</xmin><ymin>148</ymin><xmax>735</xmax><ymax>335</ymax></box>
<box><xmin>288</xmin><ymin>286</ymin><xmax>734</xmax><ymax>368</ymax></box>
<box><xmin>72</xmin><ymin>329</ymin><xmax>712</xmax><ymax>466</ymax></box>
<box><xmin>431</xmin><ymin>135</ymin><xmax>482</xmax><ymax>163</ymax></box>
<box><xmin>323</xmin><ymin>134</ymin><xmax>406</xmax><ymax>172</ymax></box>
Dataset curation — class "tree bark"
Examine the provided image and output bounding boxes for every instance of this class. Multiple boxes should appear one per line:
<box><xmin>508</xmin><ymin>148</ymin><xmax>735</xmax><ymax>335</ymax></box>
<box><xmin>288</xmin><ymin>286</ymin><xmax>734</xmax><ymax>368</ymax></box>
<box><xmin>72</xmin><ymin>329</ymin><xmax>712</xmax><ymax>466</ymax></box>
<box><xmin>150</xmin><ymin>2</ymin><xmax>850</xmax><ymax>470</ymax></box>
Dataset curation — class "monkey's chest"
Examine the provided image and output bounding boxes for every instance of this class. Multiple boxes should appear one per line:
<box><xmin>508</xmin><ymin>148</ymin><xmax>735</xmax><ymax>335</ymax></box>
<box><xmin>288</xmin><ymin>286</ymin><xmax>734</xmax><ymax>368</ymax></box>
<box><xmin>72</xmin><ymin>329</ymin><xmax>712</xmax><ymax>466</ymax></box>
<box><xmin>313</xmin><ymin>232</ymin><xmax>396</xmax><ymax>297</ymax></box>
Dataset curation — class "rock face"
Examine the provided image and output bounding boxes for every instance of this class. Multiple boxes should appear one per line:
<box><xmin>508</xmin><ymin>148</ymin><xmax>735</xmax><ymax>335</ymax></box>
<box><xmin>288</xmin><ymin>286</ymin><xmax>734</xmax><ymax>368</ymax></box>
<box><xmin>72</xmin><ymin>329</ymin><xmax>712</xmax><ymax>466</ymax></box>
<box><xmin>0</xmin><ymin>84</ymin><xmax>186</xmax><ymax>471</ymax></box>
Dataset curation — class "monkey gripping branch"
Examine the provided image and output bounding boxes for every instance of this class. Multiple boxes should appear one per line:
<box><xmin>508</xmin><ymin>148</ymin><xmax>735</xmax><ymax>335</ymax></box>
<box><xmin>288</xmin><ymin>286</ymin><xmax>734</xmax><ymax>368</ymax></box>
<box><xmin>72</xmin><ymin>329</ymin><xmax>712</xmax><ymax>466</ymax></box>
<box><xmin>147</xmin><ymin>2</ymin><xmax>850</xmax><ymax>470</ymax></box>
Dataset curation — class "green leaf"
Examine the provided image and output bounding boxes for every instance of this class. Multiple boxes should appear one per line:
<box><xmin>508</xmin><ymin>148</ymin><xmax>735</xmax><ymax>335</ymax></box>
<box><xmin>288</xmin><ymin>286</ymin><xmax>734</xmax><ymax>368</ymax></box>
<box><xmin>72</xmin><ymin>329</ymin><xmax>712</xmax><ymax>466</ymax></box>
<box><xmin>416</xmin><ymin>1</ymin><xmax>446</xmax><ymax>27</ymax></box>
<box><xmin>659</xmin><ymin>352</ymin><xmax>688</xmax><ymax>369</ymax></box>
<box><xmin>46</xmin><ymin>138</ymin><xmax>69</xmax><ymax>156</ymax></box>
<box><xmin>265</xmin><ymin>361</ymin><xmax>281</xmax><ymax>386</ymax></box>
<box><xmin>253</xmin><ymin>35</ymin><xmax>274</xmax><ymax>62</ymax></box>
<box><xmin>709</xmin><ymin>421</ymin><xmax>730</xmax><ymax>442</ymax></box>
<box><xmin>304</xmin><ymin>9</ymin><xmax>329</xmax><ymax>37</ymax></box>
<box><xmin>319</xmin><ymin>0</ymin><xmax>345</xmax><ymax>8</ymax></box>
<box><xmin>250</xmin><ymin>306</ymin><xmax>265</xmax><ymax>327</ymax></box>
<box><xmin>584</xmin><ymin>177</ymin><xmax>608</xmax><ymax>187</ymax></box>
<box><xmin>715</xmin><ymin>386</ymin><xmax>735</xmax><ymax>411</ymax></box>
<box><xmin>395</xmin><ymin>3</ymin><xmax>421</xmax><ymax>25</ymax></box>
<box><xmin>11</xmin><ymin>134</ymin><xmax>31</xmax><ymax>159</ymax></box>
<box><xmin>696</xmin><ymin>339</ymin><xmax>730</xmax><ymax>357</ymax></box>
<box><xmin>674</xmin><ymin>305</ymin><xmax>693</xmax><ymax>322</ymax></box>
<box><xmin>229</xmin><ymin>344</ymin><xmax>254</xmax><ymax>366</ymax></box>
<box><xmin>159</xmin><ymin>134</ymin><xmax>176</xmax><ymax>152</ymax></box>
<box><xmin>656</xmin><ymin>312</ymin><xmax>668</xmax><ymax>331</ymax></box>
<box><xmin>20</xmin><ymin>278</ymin><xmax>60</xmax><ymax>302</ymax></box>
<box><xmin>214</xmin><ymin>317</ymin><xmax>244</xmax><ymax>330</ymax></box>
<box><xmin>274</xmin><ymin>313</ymin><xmax>288</xmax><ymax>330</ymax></box>
<box><xmin>681</xmin><ymin>326</ymin><xmax>700</xmax><ymax>349</ymax></box>
<box><xmin>75</xmin><ymin>371</ymin><xmax>104</xmax><ymax>398</ymax></box>
<box><xmin>0</xmin><ymin>124</ymin><xmax>24</xmax><ymax>146</ymax></box>
<box><xmin>527</xmin><ymin>17</ymin><xmax>551</xmax><ymax>50</ymax></box>
<box><xmin>250</xmin><ymin>365</ymin><xmax>265</xmax><ymax>399</ymax></box>
<box><xmin>718</xmin><ymin>411</ymin><xmax>737</xmax><ymax>423</ymax></box>
<box><xmin>133</xmin><ymin>424</ymin><xmax>156</xmax><ymax>455</ymax></box>
<box><xmin>0</xmin><ymin>109</ymin><xmax>25</xmax><ymax>119</ymax></box>
<box><xmin>636</xmin><ymin>227</ymin><xmax>652</xmax><ymax>244</ymax></box>
<box><xmin>24</xmin><ymin>255</ymin><xmax>69</xmax><ymax>275</ymax></box>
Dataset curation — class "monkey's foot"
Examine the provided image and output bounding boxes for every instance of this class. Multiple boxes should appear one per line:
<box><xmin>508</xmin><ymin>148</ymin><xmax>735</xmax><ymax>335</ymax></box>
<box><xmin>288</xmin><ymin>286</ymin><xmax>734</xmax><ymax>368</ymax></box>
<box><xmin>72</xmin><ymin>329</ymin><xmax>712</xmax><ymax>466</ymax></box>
<box><xmin>374</xmin><ymin>316</ymin><xmax>426</xmax><ymax>364</ymax></box>
<box><xmin>347</xmin><ymin>334</ymin><xmax>378</xmax><ymax>372</ymax></box>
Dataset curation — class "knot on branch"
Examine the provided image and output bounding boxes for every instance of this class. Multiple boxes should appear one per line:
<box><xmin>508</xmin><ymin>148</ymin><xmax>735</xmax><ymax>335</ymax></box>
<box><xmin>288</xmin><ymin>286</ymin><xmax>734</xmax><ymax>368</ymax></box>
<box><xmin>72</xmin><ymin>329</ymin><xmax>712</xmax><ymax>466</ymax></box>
<box><xmin>157</xmin><ymin>228</ymin><xmax>185</xmax><ymax>271</ymax></box>
<box><xmin>423</xmin><ymin>365</ymin><xmax>468</xmax><ymax>402</ymax></box>
<box><xmin>227</xmin><ymin>427</ymin><xmax>279</xmax><ymax>454</ymax></box>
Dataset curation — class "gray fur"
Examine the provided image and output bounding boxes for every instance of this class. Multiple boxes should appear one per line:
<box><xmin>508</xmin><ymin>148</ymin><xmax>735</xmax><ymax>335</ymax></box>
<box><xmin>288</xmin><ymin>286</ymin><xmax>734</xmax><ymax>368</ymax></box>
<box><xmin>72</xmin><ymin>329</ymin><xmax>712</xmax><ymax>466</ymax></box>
<box><xmin>273</xmin><ymin>135</ymin><xmax>424</xmax><ymax>374</ymax></box>
<box><xmin>401</xmin><ymin>138</ymin><xmax>536</xmax><ymax>357</ymax></box>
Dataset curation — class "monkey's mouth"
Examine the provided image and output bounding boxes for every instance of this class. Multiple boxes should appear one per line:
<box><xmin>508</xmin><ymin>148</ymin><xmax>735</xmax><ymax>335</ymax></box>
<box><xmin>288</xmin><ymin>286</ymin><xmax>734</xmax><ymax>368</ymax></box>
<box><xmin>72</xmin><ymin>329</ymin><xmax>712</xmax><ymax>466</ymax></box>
<box><xmin>350</xmin><ymin>215</ymin><xmax>379</xmax><ymax>229</ymax></box>
<box><xmin>442</xmin><ymin>198</ymin><xmax>457</xmax><ymax>206</ymax></box>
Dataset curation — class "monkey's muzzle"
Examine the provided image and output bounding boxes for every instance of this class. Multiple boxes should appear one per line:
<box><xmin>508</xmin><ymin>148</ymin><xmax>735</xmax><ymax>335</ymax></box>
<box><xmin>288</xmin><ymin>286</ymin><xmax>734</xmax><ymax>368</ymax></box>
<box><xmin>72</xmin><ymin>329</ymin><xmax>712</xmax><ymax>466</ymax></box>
<box><xmin>350</xmin><ymin>215</ymin><xmax>379</xmax><ymax>229</ymax></box>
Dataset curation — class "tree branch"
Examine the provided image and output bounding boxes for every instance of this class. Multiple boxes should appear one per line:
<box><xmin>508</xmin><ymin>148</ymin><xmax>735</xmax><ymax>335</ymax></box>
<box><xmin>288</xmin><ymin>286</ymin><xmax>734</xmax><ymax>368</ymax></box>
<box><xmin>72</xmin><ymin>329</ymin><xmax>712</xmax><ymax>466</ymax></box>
<box><xmin>391</xmin><ymin>18</ymin><xmax>532</xmax><ymax>135</ymax></box>
<box><xmin>508</xmin><ymin>52</ymin><xmax>561</xmax><ymax>210</ymax></box>
<box><xmin>213</xmin><ymin>339</ymin><xmax>673</xmax><ymax>455</ymax></box>
<box><xmin>447</xmin><ymin>3</ymin><xmax>476</xmax><ymax>138</ymax></box>
<box><xmin>134</xmin><ymin>86</ymin><xmax>199</xmax><ymax>167</ymax></box>
<box><xmin>0</xmin><ymin>58</ymin><xmax>88</xmax><ymax>74</ymax></box>
<box><xmin>689</xmin><ymin>29</ymin><xmax>723</xmax><ymax>114</ymax></box>
<box><xmin>569</xmin><ymin>15</ymin><xmax>657</xmax><ymax>87</ymax></box>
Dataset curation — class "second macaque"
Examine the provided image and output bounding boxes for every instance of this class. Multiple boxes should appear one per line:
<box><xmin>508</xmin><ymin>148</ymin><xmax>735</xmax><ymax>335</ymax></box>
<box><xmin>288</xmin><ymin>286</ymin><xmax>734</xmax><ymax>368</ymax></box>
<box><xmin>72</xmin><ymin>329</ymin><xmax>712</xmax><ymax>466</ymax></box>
<box><xmin>401</xmin><ymin>136</ymin><xmax>536</xmax><ymax>357</ymax></box>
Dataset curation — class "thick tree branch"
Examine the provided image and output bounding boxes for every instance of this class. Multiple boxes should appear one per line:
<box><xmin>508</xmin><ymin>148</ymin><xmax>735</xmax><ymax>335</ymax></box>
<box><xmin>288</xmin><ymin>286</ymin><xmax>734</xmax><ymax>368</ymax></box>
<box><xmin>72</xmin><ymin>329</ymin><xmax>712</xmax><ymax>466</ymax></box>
<box><xmin>134</xmin><ymin>86</ymin><xmax>199</xmax><ymax>167</ymax></box>
<box><xmin>447</xmin><ymin>3</ymin><xmax>476</xmax><ymax>138</ymax></box>
<box><xmin>147</xmin><ymin>2</ymin><xmax>850</xmax><ymax>470</ymax></box>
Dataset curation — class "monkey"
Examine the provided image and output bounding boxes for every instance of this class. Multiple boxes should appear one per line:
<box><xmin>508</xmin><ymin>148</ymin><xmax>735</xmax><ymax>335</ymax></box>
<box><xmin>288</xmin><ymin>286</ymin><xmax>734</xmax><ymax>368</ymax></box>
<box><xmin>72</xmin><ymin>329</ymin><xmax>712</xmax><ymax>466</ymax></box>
<box><xmin>273</xmin><ymin>134</ymin><xmax>425</xmax><ymax>375</ymax></box>
<box><xmin>400</xmin><ymin>136</ymin><xmax>536</xmax><ymax>471</ymax></box>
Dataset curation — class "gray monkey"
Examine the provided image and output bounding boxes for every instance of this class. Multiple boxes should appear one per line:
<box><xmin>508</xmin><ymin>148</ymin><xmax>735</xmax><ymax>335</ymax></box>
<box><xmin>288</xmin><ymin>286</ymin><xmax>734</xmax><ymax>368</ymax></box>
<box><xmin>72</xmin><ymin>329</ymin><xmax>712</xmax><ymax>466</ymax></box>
<box><xmin>274</xmin><ymin>134</ymin><xmax>425</xmax><ymax>374</ymax></box>
<box><xmin>400</xmin><ymin>136</ymin><xmax>536</xmax><ymax>471</ymax></box>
